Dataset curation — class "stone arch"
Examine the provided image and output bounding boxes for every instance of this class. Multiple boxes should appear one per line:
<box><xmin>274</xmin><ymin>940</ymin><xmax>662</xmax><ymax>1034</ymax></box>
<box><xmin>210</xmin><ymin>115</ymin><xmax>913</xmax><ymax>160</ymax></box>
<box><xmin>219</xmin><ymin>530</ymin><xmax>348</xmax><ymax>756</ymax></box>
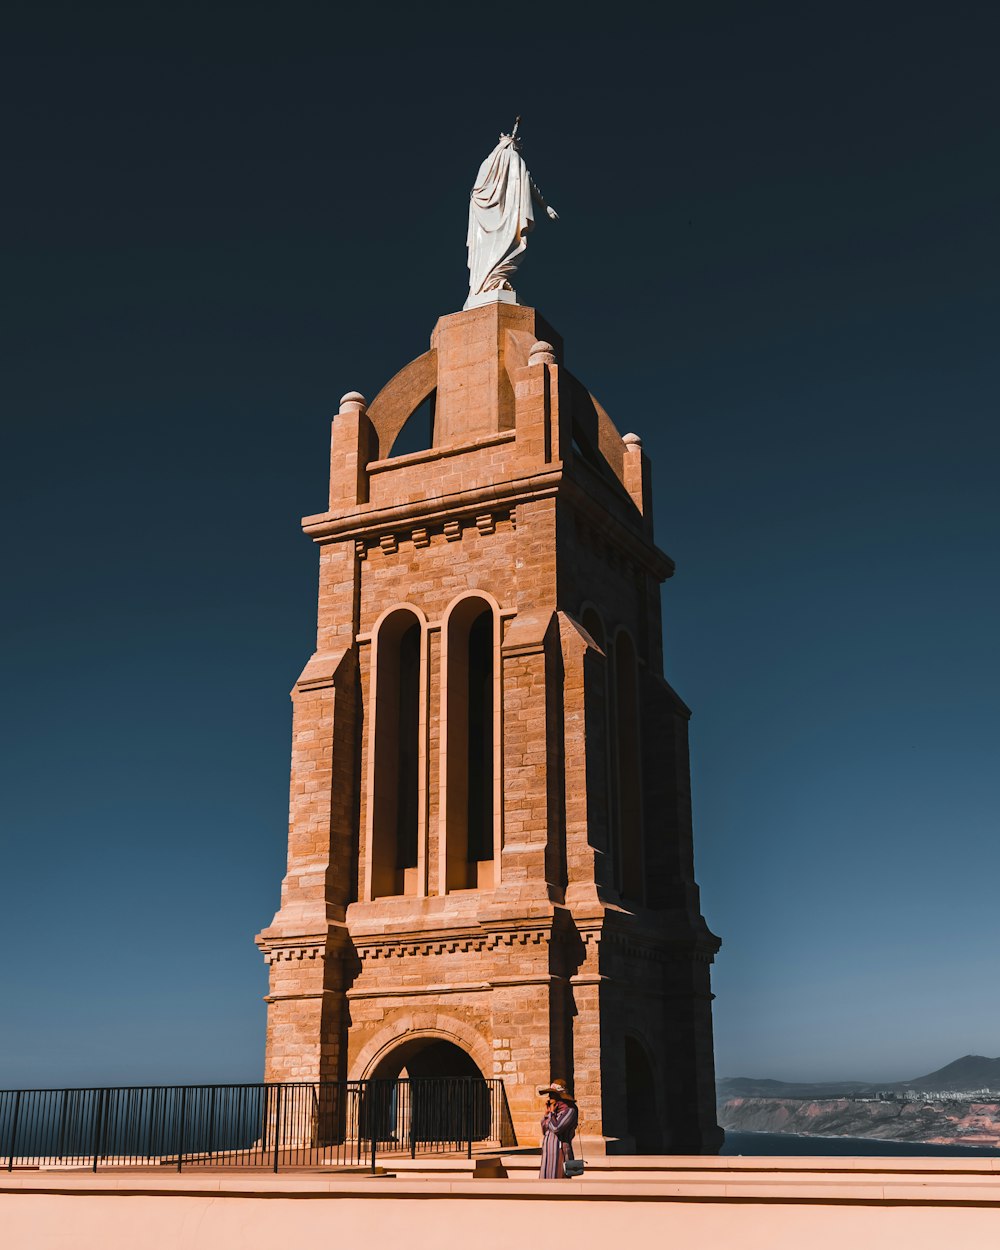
<box><xmin>366</xmin><ymin>350</ymin><xmax>438</xmax><ymax>460</ymax></box>
<box><xmin>440</xmin><ymin>588</ymin><xmax>505</xmax><ymax>626</ymax></box>
<box><xmin>564</xmin><ymin>372</ymin><xmax>629</xmax><ymax>493</ymax></box>
<box><xmin>365</xmin><ymin>602</ymin><xmax>429</xmax><ymax>900</ymax></box>
<box><xmin>439</xmin><ymin>591</ymin><xmax>504</xmax><ymax>894</ymax></box>
<box><xmin>349</xmin><ymin>1013</ymin><xmax>493</xmax><ymax>1083</ymax></box>
<box><xmin>579</xmin><ymin>602</ymin><xmax>607</xmax><ymax>654</ymax></box>
<box><xmin>369</xmin><ymin>599</ymin><xmax>430</xmax><ymax>639</ymax></box>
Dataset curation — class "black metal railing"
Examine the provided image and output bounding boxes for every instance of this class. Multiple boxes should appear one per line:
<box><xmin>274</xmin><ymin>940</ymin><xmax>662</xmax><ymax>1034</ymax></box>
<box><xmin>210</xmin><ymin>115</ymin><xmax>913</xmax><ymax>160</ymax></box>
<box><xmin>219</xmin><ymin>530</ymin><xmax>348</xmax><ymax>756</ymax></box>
<box><xmin>0</xmin><ymin>1077</ymin><xmax>516</xmax><ymax>1173</ymax></box>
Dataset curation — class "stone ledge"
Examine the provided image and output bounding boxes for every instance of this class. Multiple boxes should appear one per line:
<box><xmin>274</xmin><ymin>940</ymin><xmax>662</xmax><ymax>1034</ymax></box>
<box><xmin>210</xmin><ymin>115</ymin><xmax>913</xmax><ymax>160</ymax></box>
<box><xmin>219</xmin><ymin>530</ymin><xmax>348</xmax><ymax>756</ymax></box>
<box><xmin>3</xmin><ymin>1159</ymin><xmax>1000</xmax><ymax>1204</ymax></box>
<box><xmin>366</xmin><ymin>430</ymin><xmax>516</xmax><ymax>475</ymax></box>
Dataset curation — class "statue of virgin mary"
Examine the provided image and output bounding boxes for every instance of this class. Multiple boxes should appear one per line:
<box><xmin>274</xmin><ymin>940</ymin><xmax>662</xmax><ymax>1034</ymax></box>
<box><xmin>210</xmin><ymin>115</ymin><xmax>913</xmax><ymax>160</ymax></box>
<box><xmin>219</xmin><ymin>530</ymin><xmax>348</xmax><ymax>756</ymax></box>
<box><xmin>465</xmin><ymin>122</ymin><xmax>558</xmax><ymax>310</ymax></box>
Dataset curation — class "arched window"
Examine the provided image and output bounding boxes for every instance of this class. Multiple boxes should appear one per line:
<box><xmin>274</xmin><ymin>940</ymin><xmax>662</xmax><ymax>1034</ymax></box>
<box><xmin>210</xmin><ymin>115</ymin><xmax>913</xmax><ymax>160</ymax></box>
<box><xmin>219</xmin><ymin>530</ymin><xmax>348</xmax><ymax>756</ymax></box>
<box><xmin>443</xmin><ymin>597</ymin><xmax>497</xmax><ymax>892</ymax></box>
<box><xmin>370</xmin><ymin>609</ymin><xmax>423</xmax><ymax>898</ymax></box>
<box><xmin>614</xmin><ymin>631</ymin><xmax>644</xmax><ymax>902</ymax></box>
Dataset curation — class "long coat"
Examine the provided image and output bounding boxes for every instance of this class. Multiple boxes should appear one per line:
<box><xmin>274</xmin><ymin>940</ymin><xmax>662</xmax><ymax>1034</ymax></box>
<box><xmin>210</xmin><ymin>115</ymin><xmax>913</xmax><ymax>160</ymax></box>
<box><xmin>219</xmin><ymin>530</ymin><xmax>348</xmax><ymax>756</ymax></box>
<box><xmin>539</xmin><ymin>1100</ymin><xmax>578</xmax><ymax>1179</ymax></box>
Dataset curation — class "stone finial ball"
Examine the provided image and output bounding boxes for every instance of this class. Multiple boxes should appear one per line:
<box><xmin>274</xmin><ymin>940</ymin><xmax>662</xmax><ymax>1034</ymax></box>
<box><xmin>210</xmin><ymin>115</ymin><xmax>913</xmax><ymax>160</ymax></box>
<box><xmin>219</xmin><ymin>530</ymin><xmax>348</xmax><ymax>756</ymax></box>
<box><xmin>528</xmin><ymin>340</ymin><xmax>557</xmax><ymax>365</ymax></box>
<box><xmin>339</xmin><ymin>391</ymin><xmax>367</xmax><ymax>412</ymax></box>
<box><xmin>623</xmin><ymin>432</ymin><xmax>643</xmax><ymax>450</ymax></box>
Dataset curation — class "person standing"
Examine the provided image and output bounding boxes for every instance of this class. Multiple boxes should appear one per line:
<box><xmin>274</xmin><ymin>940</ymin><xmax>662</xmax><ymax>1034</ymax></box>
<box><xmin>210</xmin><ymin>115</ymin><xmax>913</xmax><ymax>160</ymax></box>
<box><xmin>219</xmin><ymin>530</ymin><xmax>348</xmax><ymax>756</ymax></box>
<box><xmin>538</xmin><ymin>1080</ymin><xmax>578</xmax><ymax>1178</ymax></box>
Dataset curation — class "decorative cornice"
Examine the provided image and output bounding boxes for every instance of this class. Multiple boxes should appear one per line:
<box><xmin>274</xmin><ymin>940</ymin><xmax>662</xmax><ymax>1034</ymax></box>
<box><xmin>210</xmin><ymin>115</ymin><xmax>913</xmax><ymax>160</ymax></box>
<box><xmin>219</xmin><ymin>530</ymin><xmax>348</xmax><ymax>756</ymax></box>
<box><xmin>352</xmin><ymin>922</ymin><xmax>553</xmax><ymax>962</ymax></box>
<box><xmin>349</xmin><ymin>508</ymin><xmax>513</xmax><ymax>560</ymax></box>
<box><xmin>572</xmin><ymin>508</ymin><xmax>672</xmax><ymax>584</ymax></box>
<box><xmin>260</xmin><ymin>943</ymin><xmax>326</xmax><ymax>966</ymax></box>
<box><xmin>599</xmin><ymin>927</ymin><xmax>718</xmax><ymax>966</ymax></box>
<box><xmin>258</xmin><ymin>918</ymin><xmax>714</xmax><ymax>970</ymax></box>
<box><xmin>302</xmin><ymin>468</ymin><xmax>561</xmax><ymax>545</ymax></box>
<box><xmin>255</xmin><ymin>923</ymin><xmax>353</xmax><ymax>966</ymax></box>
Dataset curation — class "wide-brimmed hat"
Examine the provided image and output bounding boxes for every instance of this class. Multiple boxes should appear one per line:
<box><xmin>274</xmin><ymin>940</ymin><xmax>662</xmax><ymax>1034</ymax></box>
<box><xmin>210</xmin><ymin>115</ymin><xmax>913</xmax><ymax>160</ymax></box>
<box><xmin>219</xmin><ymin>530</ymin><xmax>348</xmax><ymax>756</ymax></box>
<box><xmin>538</xmin><ymin>1079</ymin><xmax>575</xmax><ymax>1100</ymax></box>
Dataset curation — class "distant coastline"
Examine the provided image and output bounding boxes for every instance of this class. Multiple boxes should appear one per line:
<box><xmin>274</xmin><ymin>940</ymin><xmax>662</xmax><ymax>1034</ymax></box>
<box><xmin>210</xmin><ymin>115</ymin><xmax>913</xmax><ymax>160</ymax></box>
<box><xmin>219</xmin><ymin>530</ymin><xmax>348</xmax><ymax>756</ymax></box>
<box><xmin>718</xmin><ymin>1094</ymin><xmax>1000</xmax><ymax>1147</ymax></box>
<box><xmin>721</xmin><ymin>1129</ymin><xmax>1000</xmax><ymax>1158</ymax></box>
<box><xmin>717</xmin><ymin>1055</ymin><xmax>1000</xmax><ymax>1149</ymax></box>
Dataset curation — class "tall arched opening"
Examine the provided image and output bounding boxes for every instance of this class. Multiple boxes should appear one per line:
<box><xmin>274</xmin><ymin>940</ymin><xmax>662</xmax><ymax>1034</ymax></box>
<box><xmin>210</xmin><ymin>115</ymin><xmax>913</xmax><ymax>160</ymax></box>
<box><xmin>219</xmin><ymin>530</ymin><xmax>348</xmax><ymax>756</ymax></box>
<box><xmin>614</xmin><ymin>630</ymin><xmax>644</xmax><ymax>902</ymax></box>
<box><xmin>369</xmin><ymin>607</ymin><xmax>423</xmax><ymax>899</ymax></box>
<box><xmin>443</xmin><ymin>596</ymin><xmax>498</xmax><ymax>892</ymax></box>
<box><xmin>582</xmin><ymin>605</ymin><xmax>615</xmax><ymax>875</ymax></box>
<box><xmin>624</xmin><ymin>1035</ymin><xmax>662</xmax><ymax>1153</ymax></box>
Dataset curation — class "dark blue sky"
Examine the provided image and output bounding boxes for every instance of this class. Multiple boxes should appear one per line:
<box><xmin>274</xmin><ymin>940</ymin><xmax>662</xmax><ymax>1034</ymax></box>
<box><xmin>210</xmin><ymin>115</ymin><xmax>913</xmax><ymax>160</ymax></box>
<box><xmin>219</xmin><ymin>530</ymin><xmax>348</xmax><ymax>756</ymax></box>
<box><xmin>2</xmin><ymin>2</ymin><xmax>998</xmax><ymax>1087</ymax></box>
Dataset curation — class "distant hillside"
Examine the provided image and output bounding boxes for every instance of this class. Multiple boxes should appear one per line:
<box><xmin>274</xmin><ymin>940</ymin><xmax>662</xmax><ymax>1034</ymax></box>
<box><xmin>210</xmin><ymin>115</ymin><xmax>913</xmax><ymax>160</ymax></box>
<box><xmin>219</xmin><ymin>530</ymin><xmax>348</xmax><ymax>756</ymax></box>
<box><xmin>903</xmin><ymin>1055</ymin><xmax>1000</xmax><ymax>1093</ymax></box>
<box><xmin>718</xmin><ymin>1055</ymin><xmax>1000</xmax><ymax>1102</ymax></box>
<box><xmin>718</xmin><ymin>1076</ymin><xmax>876</xmax><ymax>1099</ymax></box>
<box><xmin>719</xmin><ymin>1096</ymin><xmax>1000</xmax><ymax>1146</ymax></box>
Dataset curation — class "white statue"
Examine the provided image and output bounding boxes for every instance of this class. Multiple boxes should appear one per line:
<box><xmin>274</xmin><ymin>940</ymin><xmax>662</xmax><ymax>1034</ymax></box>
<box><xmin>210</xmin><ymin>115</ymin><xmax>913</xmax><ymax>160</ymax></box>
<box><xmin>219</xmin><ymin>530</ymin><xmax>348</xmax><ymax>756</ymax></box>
<box><xmin>465</xmin><ymin>118</ymin><xmax>558</xmax><ymax>310</ymax></box>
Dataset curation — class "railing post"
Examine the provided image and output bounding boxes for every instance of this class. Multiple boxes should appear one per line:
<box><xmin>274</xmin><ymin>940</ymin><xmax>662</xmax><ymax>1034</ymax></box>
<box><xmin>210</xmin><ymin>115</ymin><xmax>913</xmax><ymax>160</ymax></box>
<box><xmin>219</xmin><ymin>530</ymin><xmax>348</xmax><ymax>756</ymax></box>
<box><xmin>465</xmin><ymin>1080</ymin><xmax>472</xmax><ymax>1160</ymax></box>
<box><xmin>273</xmin><ymin>1085</ymin><xmax>282</xmax><ymax>1174</ymax></box>
<box><xmin>92</xmin><ymin>1089</ymin><xmax>107</xmax><ymax>1173</ymax></box>
<box><xmin>207</xmin><ymin>1086</ymin><xmax>216</xmax><ymax>1165</ymax></box>
<box><xmin>410</xmin><ymin>1082</ymin><xmax>416</xmax><ymax>1159</ymax></box>
<box><xmin>176</xmin><ymin>1086</ymin><xmax>187</xmax><ymax>1173</ymax></box>
<box><xmin>353</xmin><ymin>1086</ymin><xmax>361</xmax><ymax>1166</ymax></box>
<box><xmin>6</xmin><ymin>1091</ymin><xmax>21</xmax><ymax>1172</ymax></box>
<box><xmin>56</xmin><ymin>1089</ymin><xmax>68</xmax><ymax>1161</ymax></box>
<box><xmin>145</xmin><ymin>1087</ymin><xmax>156</xmax><ymax>1162</ymax></box>
<box><xmin>370</xmin><ymin>1082</ymin><xmax>377</xmax><ymax>1175</ymax></box>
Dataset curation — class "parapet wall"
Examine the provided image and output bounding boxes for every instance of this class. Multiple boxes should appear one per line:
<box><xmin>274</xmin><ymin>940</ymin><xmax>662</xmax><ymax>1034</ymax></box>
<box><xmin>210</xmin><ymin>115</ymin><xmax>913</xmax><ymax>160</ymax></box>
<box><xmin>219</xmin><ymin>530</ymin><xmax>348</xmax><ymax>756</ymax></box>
<box><xmin>4</xmin><ymin>1157</ymin><xmax>1000</xmax><ymax>1250</ymax></box>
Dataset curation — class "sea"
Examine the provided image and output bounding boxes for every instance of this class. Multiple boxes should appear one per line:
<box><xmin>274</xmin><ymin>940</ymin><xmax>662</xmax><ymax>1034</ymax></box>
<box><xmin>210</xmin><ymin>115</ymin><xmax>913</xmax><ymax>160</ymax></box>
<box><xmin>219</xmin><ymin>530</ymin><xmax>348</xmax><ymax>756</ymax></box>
<box><xmin>721</xmin><ymin>1130</ymin><xmax>1000</xmax><ymax>1157</ymax></box>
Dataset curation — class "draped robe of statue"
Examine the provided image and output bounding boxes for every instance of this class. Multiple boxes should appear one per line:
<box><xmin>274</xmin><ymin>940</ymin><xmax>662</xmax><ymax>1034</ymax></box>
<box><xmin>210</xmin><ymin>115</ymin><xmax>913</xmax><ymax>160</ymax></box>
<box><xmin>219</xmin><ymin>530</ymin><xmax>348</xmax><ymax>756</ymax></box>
<box><xmin>465</xmin><ymin>136</ymin><xmax>539</xmax><ymax>309</ymax></box>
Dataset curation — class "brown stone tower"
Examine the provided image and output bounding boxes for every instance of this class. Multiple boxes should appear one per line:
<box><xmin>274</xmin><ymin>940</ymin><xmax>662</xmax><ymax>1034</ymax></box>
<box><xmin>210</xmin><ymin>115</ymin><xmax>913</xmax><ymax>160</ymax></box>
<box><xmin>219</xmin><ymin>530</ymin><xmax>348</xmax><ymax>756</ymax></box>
<box><xmin>255</xmin><ymin>302</ymin><xmax>722</xmax><ymax>1153</ymax></box>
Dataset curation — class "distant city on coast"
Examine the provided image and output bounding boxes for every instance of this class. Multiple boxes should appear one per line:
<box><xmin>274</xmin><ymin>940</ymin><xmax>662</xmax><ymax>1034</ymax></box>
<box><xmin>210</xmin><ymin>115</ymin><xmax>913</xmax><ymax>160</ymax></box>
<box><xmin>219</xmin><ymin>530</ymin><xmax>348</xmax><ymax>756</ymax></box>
<box><xmin>718</xmin><ymin>1055</ymin><xmax>1000</xmax><ymax>1152</ymax></box>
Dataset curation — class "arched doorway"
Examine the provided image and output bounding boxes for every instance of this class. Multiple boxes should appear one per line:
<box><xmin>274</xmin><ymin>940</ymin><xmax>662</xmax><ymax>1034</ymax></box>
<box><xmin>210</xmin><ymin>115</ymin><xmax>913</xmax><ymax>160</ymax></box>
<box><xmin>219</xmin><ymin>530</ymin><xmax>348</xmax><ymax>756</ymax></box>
<box><xmin>367</xmin><ymin>1037</ymin><xmax>492</xmax><ymax>1148</ymax></box>
<box><xmin>625</xmin><ymin>1035</ymin><xmax>663</xmax><ymax>1153</ymax></box>
<box><xmin>614</xmin><ymin>631</ymin><xmax>644</xmax><ymax>903</ymax></box>
<box><xmin>371</xmin><ymin>1037</ymin><xmax>483</xmax><ymax>1081</ymax></box>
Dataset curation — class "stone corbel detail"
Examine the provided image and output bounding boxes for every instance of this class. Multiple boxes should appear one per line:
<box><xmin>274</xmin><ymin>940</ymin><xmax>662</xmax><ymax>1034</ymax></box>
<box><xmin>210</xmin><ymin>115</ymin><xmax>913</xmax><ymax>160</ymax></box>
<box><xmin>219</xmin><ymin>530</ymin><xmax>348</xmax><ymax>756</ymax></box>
<box><xmin>340</xmin><ymin>513</ymin><xmax>513</xmax><ymax>558</ymax></box>
<box><xmin>354</xmin><ymin>924</ymin><xmax>552</xmax><ymax>961</ymax></box>
<box><xmin>261</xmin><ymin>942</ymin><xmax>327</xmax><ymax>966</ymax></box>
<box><xmin>600</xmin><ymin>928</ymin><xmax>717</xmax><ymax>966</ymax></box>
<box><xmin>485</xmin><ymin>928</ymin><xmax>548</xmax><ymax>949</ymax></box>
<box><xmin>359</xmin><ymin>935</ymin><xmax>487</xmax><ymax>959</ymax></box>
